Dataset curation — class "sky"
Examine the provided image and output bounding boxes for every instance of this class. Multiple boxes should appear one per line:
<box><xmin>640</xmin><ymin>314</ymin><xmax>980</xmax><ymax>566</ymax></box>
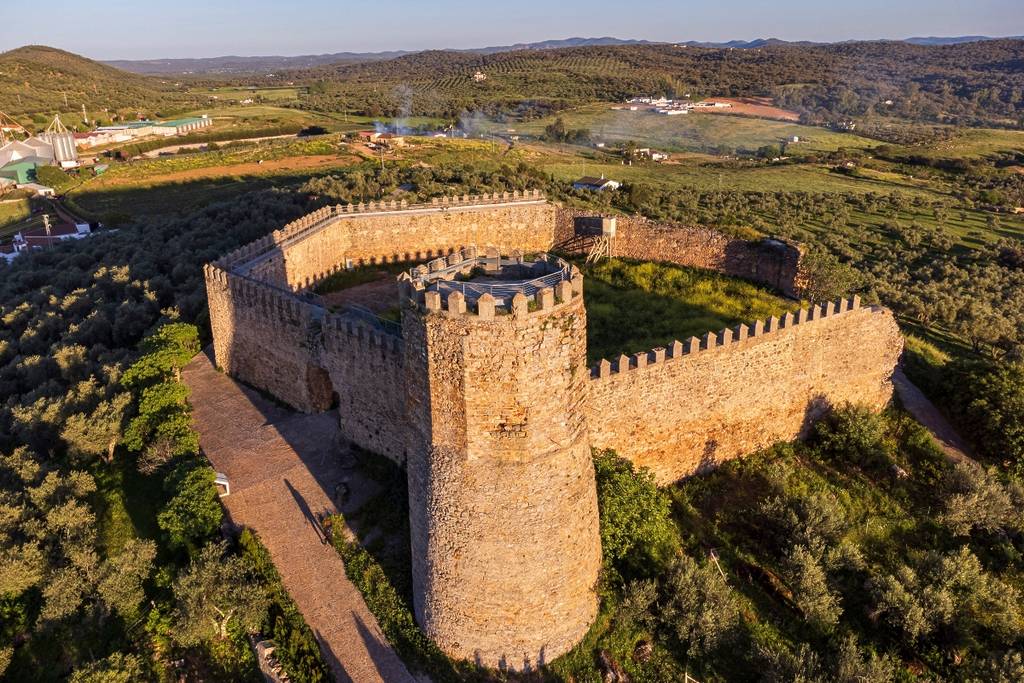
<box><xmin>1</xmin><ymin>0</ymin><xmax>1023</xmax><ymax>60</ymax></box>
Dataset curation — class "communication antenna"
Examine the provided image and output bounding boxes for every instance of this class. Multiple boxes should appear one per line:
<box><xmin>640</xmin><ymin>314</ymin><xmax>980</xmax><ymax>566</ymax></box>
<box><xmin>46</xmin><ymin>114</ymin><xmax>70</xmax><ymax>135</ymax></box>
<box><xmin>63</xmin><ymin>91</ymin><xmax>69</xmax><ymax>108</ymax></box>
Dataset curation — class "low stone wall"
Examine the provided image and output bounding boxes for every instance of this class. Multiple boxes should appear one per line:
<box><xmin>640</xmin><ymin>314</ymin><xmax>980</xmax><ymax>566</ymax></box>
<box><xmin>554</xmin><ymin>209</ymin><xmax>803</xmax><ymax>296</ymax></box>
<box><xmin>586</xmin><ymin>297</ymin><xmax>903</xmax><ymax>483</ymax></box>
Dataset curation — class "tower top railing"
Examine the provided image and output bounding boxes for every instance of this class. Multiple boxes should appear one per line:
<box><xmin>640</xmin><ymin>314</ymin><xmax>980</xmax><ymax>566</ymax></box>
<box><xmin>405</xmin><ymin>247</ymin><xmax>572</xmax><ymax>308</ymax></box>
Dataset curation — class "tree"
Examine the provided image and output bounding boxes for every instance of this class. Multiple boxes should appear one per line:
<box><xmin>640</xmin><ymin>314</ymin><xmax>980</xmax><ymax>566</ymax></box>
<box><xmin>661</xmin><ymin>553</ymin><xmax>741</xmax><ymax>656</ymax></box>
<box><xmin>945</xmin><ymin>360</ymin><xmax>1024</xmax><ymax>468</ymax></box>
<box><xmin>157</xmin><ymin>466</ymin><xmax>223</xmax><ymax>551</ymax></box>
<box><xmin>60</xmin><ymin>392</ymin><xmax>131</xmax><ymax>462</ymax></box>
<box><xmin>795</xmin><ymin>247</ymin><xmax>862</xmax><ymax>303</ymax></box>
<box><xmin>592</xmin><ymin>450</ymin><xmax>678</xmax><ymax>578</ymax></box>
<box><xmin>785</xmin><ymin>544</ymin><xmax>842</xmax><ymax>630</ymax></box>
<box><xmin>69</xmin><ymin>653</ymin><xmax>146</xmax><ymax>683</ymax></box>
<box><xmin>172</xmin><ymin>542</ymin><xmax>269</xmax><ymax>646</ymax></box>
<box><xmin>96</xmin><ymin>539</ymin><xmax>156</xmax><ymax>619</ymax></box>
<box><xmin>939</xmin><ymin>461</ymin><xmax>1024</xmax><ymax>537</ymax></box>
<box><xmin>812</xmin><ymin>404</ymin><xmax>894</xmax><ymax>468</ymax></box>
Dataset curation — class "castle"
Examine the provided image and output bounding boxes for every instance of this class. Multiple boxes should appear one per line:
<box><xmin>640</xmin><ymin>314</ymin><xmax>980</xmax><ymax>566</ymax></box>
<box><xmin>204</xmin><ymin>191</ymin><xmax>902</xmax><ymax>669</ymax></box>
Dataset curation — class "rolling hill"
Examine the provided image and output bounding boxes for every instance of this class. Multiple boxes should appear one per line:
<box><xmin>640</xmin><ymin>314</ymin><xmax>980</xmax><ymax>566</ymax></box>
<box><xmin>293</xmin><ymin>40</ymin><xmax>1024</xmax><ymax>127</ymax></box>
<box><xmin>0</xmin><ymin>46</ymin><xmax>201</xmax><ymax>124</ymax></box>
<box><xmin>103</xmin><ymin>35</ymin><xmax>1024</xmax><ymax>75</ymax></box>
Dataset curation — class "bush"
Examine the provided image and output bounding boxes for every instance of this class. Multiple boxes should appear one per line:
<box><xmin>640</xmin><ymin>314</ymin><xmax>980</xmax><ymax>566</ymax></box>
<box><xmin>812</xmin><ymin>404</ymin><xmax>894</xmax><ymax>468</ymax></box>
<box><xmin>157</xmin><ymin>465</ymin><xmax>223</xmax><ymax>551</ymax></box>
<box><xmin>592</xmin><ymin>449</ymin><xmax>678</xmax><ymax>579</ymax></box>
<box><xmin>943</xmin><ymin>359</ymin><xmax>1024</xmax><ymax>470</ymax></box>
<box><xmin>660</xmin><ymin>554</ymin><xmax>741</xmax><ymax>657</ymax></box>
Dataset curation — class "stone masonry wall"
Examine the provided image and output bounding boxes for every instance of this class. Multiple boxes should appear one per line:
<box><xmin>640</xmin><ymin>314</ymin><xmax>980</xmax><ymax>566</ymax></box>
<box><xmin>205</xmin><ymin>265</ymin><xmax>330</xmax><ymax>412</ymax></box>
<box><xmin>587</xmin><ymin>298</ymin><xmax>903</xmax><ymax>484</ymax></box>
<box><xmin>268</xmin><ymin>194</ymin><xmax>555</xmax><ymax>291</ymax></box>
<box><xmin>322</xmin><ymin>318</ymin><xmax>407</xmax><ymax>463</ymax></box>
<box><xmin>403</xmin><ymin>281</ymin><xmax>601</xmax><ymax>670</ymax></box>
<box><xmin>554</xmin><ymin>208</ymin><xmax>803</xmax><ymax>296</ymax></box>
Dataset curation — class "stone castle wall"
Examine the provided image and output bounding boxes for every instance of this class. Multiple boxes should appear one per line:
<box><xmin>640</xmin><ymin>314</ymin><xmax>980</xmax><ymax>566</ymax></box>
<box><xmin>204</xmin><ymin>266</ymin><xmax>330</xmax><ymax>412</ymax></box>
<box><xmin>222</xmin><ymin>192</ymin><xmax>556</xmax><ymax>292</ymax></box>
<box><xmin>586</xmin><ymin>298</ymin><xmax>903</xmax><ymax>483</ymax></box>
<box><xmin>554</xmin><ymin>209</ymin><xmax>803</xmax><ymax>296</ymax></box>
<box><xmin>403</xmin><ymin>279</ymin><xmax>600</xmax><ymax>669</ymax></box>
<box><xmin>323</xmin><ymin>318</ymin><xmax>408</xmax><ymax>463</ymax></box>
<box><xmin>204</xmin><ymin>194</ymin><xmax>902</xmax><ymax>670</ymax></box>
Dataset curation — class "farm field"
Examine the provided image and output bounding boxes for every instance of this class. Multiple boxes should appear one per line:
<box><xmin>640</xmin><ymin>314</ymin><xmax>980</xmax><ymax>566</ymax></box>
<box><xmin>897</xmin><ymin>127</ymin><xmax>1024</xmax><ymax>160</ymax></box>
<box><xmin>485</xmin><ymin>103</ymin><xmax>875</xmax><ymax>154</ymax></box>
<box><xmin>698</xmin><ymin>96</ymin><xmax>801</xmax><ymax>121</ymax></box>
<box><xmin>190</xmin><ymin>85</ymin><xmax>305</xmax><ymax>102</ymax></box>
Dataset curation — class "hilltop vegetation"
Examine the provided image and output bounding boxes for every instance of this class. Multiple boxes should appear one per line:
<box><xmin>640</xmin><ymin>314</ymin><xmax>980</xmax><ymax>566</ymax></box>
<box><xmin>0</xmin><ymin>46</ymin><xmax>200</xmax><ymax>124</ymax></box>
<box><xmin>293</xmin><ymin>40</ymin><xmax>1024</xmax><ymax>129</ymax></box>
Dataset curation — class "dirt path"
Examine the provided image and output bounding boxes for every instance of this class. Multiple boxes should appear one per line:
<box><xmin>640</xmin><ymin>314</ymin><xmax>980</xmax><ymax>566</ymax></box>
<box><xmin>183</xmin><ymin>350</ymin><xmax>416</xmax><ymax>683</ymax></box>
<box><xmin>893</xmin><ymin>368</ymin><xmax>974</xmax><ymax>463</ymax></box>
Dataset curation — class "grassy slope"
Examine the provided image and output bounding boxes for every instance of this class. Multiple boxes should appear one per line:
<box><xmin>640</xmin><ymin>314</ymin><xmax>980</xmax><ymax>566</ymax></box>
<box><xmin>0</xmin><ymin>46</ymin><xmax>199</xmax><ymax>122</ymax></box>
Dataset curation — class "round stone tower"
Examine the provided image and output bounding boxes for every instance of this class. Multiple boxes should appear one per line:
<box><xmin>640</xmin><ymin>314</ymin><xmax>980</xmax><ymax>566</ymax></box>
<box><xmin>401</xmin><ymin>248</ymin><xmax>601</xmax><ymax>670</ymax></box>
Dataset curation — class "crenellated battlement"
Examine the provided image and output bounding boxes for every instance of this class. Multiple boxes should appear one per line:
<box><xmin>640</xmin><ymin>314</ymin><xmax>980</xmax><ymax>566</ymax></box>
<box><xmin>591</xmin><ymin>295</ymin><xmax>863</xmax><ymax>380</ymax></box>
<box><xmin>324</xmin><ymin>311</ymin><xmax>404</xmax><ymax>356</ymax></box>
<box><xmin>403</xmin><ymin>248</ymin><xmax>582</xmax><ymax>320</ymax></box>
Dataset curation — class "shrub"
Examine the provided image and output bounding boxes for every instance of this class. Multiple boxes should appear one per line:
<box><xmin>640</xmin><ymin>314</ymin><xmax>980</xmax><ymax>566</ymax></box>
<box><xmin>939</xmin><ymin>461</ymin><xmax>1024</xmax><ymax>537</ymax></box>
<box><xmin>812</xmin><ymin>404</ymin><xmax>894</xmax><ymax>468</ymax></box>
<box><xmin>157</xmin><ymin>465</ymin><xmax>223</xmax><ymax>551</ymax></box>
<box><xmin>592</xmin><ymin>449</ymin><xmax>678</xmax><ymax>579</ymax></box>
<box><xmin>239</xmin><ymin>530</ymin><xmax>330</xmax><ymax>683</ymax></box>
<box><xmin>660</xmin><ymin>553</ymin><xmax>741</xmax><ymax>657</ymax></box>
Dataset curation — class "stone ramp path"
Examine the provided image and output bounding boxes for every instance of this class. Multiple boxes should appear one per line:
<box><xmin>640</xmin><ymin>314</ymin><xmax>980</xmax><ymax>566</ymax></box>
<box><xmin>893</xmin><ymin>367</ymin><xmax>974</xmax><ymax>463</ymax></box>
<box><xmin>183</xmin><ymin>349</ymin><xmax>416</xmax><ymax>683</ymax></box>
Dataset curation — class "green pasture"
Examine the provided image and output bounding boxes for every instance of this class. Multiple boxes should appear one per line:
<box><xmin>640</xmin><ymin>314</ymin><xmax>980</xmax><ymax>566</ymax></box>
<box><xmin>487</xmin><ymin>103</ymin><xmax>877</xmax><ymax>154</ymax></box>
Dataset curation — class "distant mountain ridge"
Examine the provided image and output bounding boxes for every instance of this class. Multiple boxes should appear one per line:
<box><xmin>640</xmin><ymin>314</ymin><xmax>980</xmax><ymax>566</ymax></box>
<box><xmin>102</xmin><ymin>35</ymin><xmax>1024</xmax><ymax>74</ymax></box>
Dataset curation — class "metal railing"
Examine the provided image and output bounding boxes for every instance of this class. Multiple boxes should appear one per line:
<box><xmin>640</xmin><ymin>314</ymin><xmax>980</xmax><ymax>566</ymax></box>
<box><xmin>435</xmin><ymin>268</ymin><xmax>567</xmax><ymax>306</ymax></box>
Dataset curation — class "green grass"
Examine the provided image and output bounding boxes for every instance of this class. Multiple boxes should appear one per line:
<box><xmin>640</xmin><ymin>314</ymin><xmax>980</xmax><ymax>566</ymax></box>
<box><xmin>0</xmin><ymin>198</ymin><xmax>30</xmax><ymax>228</ymax></box>
<box><xmin>902</xmin><ymin>127</ymin><xmax>1024</xmax><ymax>161</ymax></box>
<box><xmin>314</xmin><ymin>261</ymin><xmax>410</xmax><ymax>296</ymax></box>
<box><xmin>581</xmin><ymin>258</ymin><xmax>799</xmax><ymax>364</ymax></box>
<box><xmin>488</xmin><ymin>103</ymin><xmax>877</xmax><ymax>154</ymax></box>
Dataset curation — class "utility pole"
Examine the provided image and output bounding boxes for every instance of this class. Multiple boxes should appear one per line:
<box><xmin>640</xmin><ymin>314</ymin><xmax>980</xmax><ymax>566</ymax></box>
<box><xmin>63</xmin><ymin>91</ymin><xmax>69</xmax><ymax>108</ymax></box>
<box><xmin>81</xmin><ymin>104</ymin><xmax>88</xmax><ymax>125</ymax></box>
